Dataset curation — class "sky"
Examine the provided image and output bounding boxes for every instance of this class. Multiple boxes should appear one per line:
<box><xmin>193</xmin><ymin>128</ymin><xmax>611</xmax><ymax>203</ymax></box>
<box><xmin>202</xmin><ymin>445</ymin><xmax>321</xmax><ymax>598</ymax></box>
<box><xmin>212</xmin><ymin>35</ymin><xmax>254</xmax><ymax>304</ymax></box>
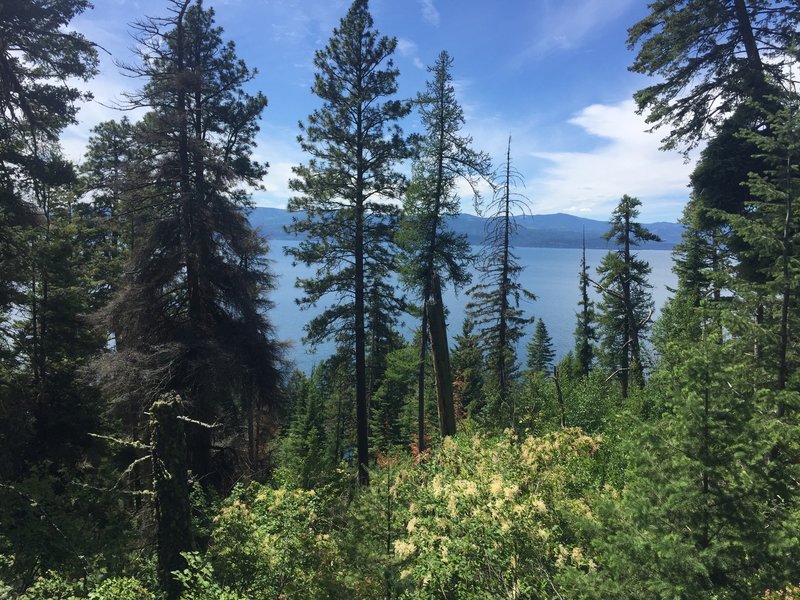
<box><xmin>64</xmin><ymin>0</ymin><xmax>699</xmax><ymax>223</ymax></box>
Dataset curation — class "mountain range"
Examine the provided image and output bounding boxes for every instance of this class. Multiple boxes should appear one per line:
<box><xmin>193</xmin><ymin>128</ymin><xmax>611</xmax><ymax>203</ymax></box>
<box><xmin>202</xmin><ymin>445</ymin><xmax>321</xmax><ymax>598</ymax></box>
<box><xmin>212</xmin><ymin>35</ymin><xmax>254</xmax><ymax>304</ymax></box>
<box><xmin>249</xmin><ymin>207</ymin><xmax>682</xmax><ymax>250</ymax></box>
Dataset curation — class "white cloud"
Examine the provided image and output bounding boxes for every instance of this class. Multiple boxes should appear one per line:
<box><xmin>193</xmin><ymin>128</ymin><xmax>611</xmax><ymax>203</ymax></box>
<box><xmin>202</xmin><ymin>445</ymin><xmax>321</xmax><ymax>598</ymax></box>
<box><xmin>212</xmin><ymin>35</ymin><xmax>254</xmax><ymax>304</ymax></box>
<box><xmin>514</xmin><ymin>0</ymin><xmax>637</xmax><ymax>64</ymax></box>
<box><xmin>396</xmin><ymin>38</ymin><xmax>425</xmax><ymax>70</ymax></box>
<box><xmin>529</xmin><ymin>99</ymin><xmax>697</xmax><ymax>220</ymax></box>
<box><xmin>418</xmin><ymin>0</ymin><xmax>440</xmax><ymax>26</ymax></box>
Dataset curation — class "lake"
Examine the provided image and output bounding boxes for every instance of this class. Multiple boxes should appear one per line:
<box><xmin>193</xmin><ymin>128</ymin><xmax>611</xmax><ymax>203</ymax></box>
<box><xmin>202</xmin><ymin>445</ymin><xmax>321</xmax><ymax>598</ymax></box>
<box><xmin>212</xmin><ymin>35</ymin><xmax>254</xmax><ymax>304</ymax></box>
<box><xmin>268</xmin><ymin>241</ymin><xmax>677</xmax><ymax>371</ymax></box>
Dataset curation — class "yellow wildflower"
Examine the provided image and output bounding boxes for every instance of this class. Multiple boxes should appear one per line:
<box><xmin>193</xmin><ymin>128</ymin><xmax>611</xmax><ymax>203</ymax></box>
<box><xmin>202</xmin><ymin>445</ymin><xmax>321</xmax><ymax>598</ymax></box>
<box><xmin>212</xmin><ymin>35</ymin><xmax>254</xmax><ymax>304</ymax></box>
<box><xmin>407</xmin><ymin>517</ymin><xmax>418</xmax><ymax>533</ymax></box>
<box><xmin>393</xmin><ymin>540</ymin><xmax>417</xmax><ymax>558</ymax></box>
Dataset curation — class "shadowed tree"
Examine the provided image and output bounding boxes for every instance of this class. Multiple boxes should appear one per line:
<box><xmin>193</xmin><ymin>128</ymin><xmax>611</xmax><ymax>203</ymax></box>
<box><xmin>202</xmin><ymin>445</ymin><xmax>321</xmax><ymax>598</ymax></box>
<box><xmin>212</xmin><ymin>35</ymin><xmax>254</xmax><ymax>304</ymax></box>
<box><xmin>97</xmin><ymin>0</ymin><xmax>283</xmax><ymax>487</ymax></box>
<box><xmin>0</xmin><ymin>0</ymin><xmax>97</xmax><ymax>381</ymax></box>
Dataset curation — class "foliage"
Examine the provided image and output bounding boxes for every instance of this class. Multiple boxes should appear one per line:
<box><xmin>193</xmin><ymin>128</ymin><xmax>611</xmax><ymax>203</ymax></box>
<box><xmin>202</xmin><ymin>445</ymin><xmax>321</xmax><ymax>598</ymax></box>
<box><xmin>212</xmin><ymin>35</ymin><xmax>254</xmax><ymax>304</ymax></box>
<box><xmin>627</xmin><ymin>0</ymin><xmax>798</xmax><ymax>150</ymax></box>
<box><xmin>527</xmin><ymin>318</ymin><xmax>555</xmax><ymax>373</ymax></box>
<box><xmin>392</xmin><ymin>428</ymin><xmax>601</xmax><ymax>599</ymax></box>
<box><xmin>286</xmin><ymin>0</ymin><xmax>411</xmax><ymax>485</ymax></box>
<box><xmin>466</xmin><ymin>137</ymin><xmax>535</xmax><ymax>418</ymax></box>
<box><xmin>561</xmin><ymin>305</ymin><xmax>800</xmax><ymax>599</ymax></box>
<box><xmin>596</xmin><ymin>195</ymin><xmax>659</xmax><ymax>397</ymax></box>
<box><xmin>185</xmin><ymin>485</ymin><xmax>348</xmax><ymax>599</ymax></box>
<box><xmin>451</xmin><ymin>317</ymin><xmax>485</xmax><ymax>418</ymax></box>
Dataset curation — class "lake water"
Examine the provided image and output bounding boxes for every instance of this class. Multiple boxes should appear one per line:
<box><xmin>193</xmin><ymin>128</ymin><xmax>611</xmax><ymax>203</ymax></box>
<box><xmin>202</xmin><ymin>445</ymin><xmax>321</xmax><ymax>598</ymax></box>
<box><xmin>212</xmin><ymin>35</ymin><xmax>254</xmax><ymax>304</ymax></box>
<box><xmin>268</xmin><ymin>241</ymin><xmax>677</xmax><ymax>371</ymax></box>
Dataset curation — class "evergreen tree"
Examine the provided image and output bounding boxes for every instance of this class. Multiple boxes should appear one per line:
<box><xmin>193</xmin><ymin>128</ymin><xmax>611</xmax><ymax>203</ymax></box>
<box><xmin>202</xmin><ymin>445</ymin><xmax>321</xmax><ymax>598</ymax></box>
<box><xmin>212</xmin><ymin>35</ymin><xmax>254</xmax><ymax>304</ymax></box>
<box><xmin>451</xmin><ymin>317</ymin><xmax>485</xmax><ymax>418</ymax></box>
<box><xmin>734</xmin><ymin>99</ymin><xmax>800</xmax><ymax>397</ymax></box>
<box><xmin>596</xmin><ymin>195</ymin><xmax>659</xmax><ymax>398</ymax></box>
<box><xmin>0</xmin><ymin>0</ymin><xmax>97</xmax><ymax>391</ymax></box>
<box><xmin>565</xmin><ymin>305</ymin><xmax>800</xmax><ymax>599</ymax></box>
<box><xmin>280</xmin><ymin>370</ymin><xmax>332</xmax><ymax>490</ymax></box>
<box><xmin>574</xmin><ymin>234</ymin><xmax>596</xmax><ymax>374</ymax></box>
<box><xmin>397</xmin><ymin>50</ymin><xmax>491</xmax><ymax>451</ymax></box>
<box><xmin>527</xmin><ymin>319</ymin><xmax>555</xmax><ymax>374</ymax></box>
<box><xmin>370</xmin><ymin>344</ymin><xmax>418</xmax><ymax>452</ymax></box>
<box><xmin>627</xmin><ymin>0</ymin><xmax>798</xmax><ymax>151</ymax></box>
<box><xmin>98</xmin><ymin>0</ymin><xmax>283</xmax><ymax>485</ymax></box>
<box><xmin>466</xmin><ymin>137</ymin><xmax>534</xmax><ymax>421</ymax></box>
<box><xmin>286</xmin><ymin>0</ymin><xmax>411</xmax><ymax>485</ymax></box>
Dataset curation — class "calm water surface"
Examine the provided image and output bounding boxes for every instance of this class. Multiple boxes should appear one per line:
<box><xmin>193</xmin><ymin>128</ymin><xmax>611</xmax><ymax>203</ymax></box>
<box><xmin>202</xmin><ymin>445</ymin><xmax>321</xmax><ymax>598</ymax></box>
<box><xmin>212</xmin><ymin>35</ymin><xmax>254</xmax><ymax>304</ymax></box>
<box><xmin>269</xmin><ymin>241</ymin><xmax>677</xmax><ymax>371</ymax></box>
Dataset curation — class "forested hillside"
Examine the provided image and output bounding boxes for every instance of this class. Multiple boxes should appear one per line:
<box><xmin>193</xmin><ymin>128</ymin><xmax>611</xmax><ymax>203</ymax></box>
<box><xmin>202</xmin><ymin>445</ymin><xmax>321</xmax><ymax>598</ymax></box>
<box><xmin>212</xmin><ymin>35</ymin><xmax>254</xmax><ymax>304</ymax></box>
<box><xmin>1</xmin><ymin>1</ymin><xmax>799</xmax><ymax>599</ymax></box>
<box><xmin>249</xmin><ymin>207</ymin><xmax>684</xmax><ymax>249</ymax></box>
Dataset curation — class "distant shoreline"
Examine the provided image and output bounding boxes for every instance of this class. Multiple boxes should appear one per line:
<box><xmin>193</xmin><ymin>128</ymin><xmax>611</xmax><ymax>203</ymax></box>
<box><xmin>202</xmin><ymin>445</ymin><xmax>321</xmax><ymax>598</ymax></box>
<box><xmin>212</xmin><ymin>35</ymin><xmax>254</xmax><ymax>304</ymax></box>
<box><xmin>249</xmin><ymin>207</ymin><xmax>683</xmax><ymax>251</ymax></box>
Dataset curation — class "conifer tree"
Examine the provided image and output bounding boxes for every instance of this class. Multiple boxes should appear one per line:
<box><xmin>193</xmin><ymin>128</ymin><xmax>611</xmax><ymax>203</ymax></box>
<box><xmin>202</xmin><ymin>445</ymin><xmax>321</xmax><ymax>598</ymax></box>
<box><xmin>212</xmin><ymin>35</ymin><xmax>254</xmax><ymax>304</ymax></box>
<box><xmin>596</xmin><ymin>195</ymin><xmax>659</xmax><ymax>398</ymax></box>
<box><xmin>286</xmin><ymin>0</ymin><xmax>411</xmax><ymax>485</ymax></box>
<box><xmin>734</xmin><ymin>99</ymin><xmax>800</xmax><ymax>398</ymax></box>
<box><xmin>466</xmin><ymin>137</ymin><xmax>534</xmax><ymax>419</ymax></box>
<box><xmin>98</xmin><ymin>0</ymin><xmax>282</xmax><ymax>485</ymax></box>
<box><xmin>451</xmin><ymin>317</ymin><xmax>485</xmax><ymax>418</ymax></box>
<box><xmin>397</xmin><ymin>50</ymin><xmax>491</xmax><ymax>451</ymax></box>
<box><xmin>574</xmin><ymin>235</ymin><xmax>596</xmax><ymax>374</ymax></box>
<box><xmin>527</xmin><ymin>319</ymin><xmax>555</xmax><ymax>374</ymax></box>
<box><xmin>0</xmin><ymin>0</ymin><xmax>97</xmax><ymax>385</ymax></box>
<box><xmin>566</xmin><ymin>303</ymin><xmax>800</xmax><ymax>599</ymax></box>
<box><xmin>627</xmin><ymin>0</ymin><xmax>798</xmax><ymax>151</ymax></box>
<box><xmin>280</xmin><ymin>370</ymin><xmax>331</xmax><ymax>489</ymax></box>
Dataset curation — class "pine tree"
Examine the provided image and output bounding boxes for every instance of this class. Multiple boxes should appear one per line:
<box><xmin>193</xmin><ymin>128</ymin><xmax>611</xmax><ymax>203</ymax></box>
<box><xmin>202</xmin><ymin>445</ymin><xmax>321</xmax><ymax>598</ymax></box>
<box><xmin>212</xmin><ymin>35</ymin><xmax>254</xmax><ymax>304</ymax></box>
<box><xmin>451</xmin><ymin>317</ymin><xmax>485</xmax><ymax>418</ymax></box>
<box><xmin>397</xmin><ymin>50</ymin><xmax>491</xmax><ymax>451</ymax></box>
<box><xmin>627</xmin><ymin>0</ymin><xmax>798</xmax><ymax>151</ymax></box>
<box><xmin>596</xmin><ymin>195</ymin><xmax>659</xmax><ymax>398</ymax></box>
<box><xmin>466</xmin><ymin>137</ymin><xmax>534</xmax><ymax>421</ymax></box>
<box><xmin>286</xmin><ymin>0</ymin><xmax>411</xmax><ymax>485</ymax></box>
<box><xmin>574</xmin><ymin>234</ymin><xmax>596</xmax><ymax>374</ymax></box>
<box><xmin>0</xmin><ymin>0</ymin><xmax>97</xmax><ymax>390</ymax></box>
<box><xmin>527</xmin><ymin>319</ymin><xmax>555</xmax><ymax>374</ymax></box>
<box><xmin>97</xmin><ymin>0</ymin><xmax>283</xmax><ymax>484</ymax></box>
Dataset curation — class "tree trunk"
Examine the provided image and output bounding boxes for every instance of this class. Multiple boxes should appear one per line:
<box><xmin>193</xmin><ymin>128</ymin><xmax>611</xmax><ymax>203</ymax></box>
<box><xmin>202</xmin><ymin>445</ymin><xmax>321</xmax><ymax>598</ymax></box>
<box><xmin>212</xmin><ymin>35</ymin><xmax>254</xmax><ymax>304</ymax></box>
<box><xmin>151</xmin><ymin>396</ymin><xmax>194</xmax><ymax>600</ymax></box>
<box><xmin>427</xmin><ymin>274</ymin><xmax>456</xmax><ymax>437</ymax></box>
<box><xmin>416</xmin><ymin>309</ymin><xmax>428</xmax><ymax>453</ymax></box>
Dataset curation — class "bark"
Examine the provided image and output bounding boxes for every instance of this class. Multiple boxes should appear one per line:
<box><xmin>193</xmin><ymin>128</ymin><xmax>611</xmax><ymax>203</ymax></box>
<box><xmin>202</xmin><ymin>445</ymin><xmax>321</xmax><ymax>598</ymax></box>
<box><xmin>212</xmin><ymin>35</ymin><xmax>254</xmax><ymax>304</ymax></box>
<box><xmin>427</xmin><ymin>274</ymin><xmax>456</xmax><ymax>437</ymax></box>
<box><xmin>151</xmin><ymin>396</ymin><xmax>194</xmax><ymax>600</ymax></box>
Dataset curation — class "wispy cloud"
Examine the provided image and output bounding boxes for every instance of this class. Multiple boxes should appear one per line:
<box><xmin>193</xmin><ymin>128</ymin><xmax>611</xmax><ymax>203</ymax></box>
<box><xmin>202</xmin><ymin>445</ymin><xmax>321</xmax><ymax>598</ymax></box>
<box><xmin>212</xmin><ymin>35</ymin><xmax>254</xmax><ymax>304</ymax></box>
<box><xmin>418</xmin><ymin>0</ymin><xmax>440</xmax><ymax>27</ymax></box>
<box><xmin>513</xmin><ymin>0</ymin><xmax>637</xmax><ymax>64</ymax></box>
<box><xmin>529</xmin><ymin>99</ymin><xmax>697</xmax><ymax>220</ymax></box>
<box><xmin>396</xmin><ymin>38</ymin><xmax>425</xmax><ymax>70</ymax></box>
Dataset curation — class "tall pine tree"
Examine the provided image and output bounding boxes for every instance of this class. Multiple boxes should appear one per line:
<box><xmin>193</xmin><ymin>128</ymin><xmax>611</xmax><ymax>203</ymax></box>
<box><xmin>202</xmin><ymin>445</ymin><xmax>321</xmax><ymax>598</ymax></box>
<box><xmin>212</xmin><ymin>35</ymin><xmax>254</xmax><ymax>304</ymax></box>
<box><xmin>98</xmin><ymin>0</ymin><xmax>283</xmax><ymax>485</ymax></box>
<box><xmin>286</xmin><ymin>0</ymin><xmax>411</xmax><ymax>485</ymax></box>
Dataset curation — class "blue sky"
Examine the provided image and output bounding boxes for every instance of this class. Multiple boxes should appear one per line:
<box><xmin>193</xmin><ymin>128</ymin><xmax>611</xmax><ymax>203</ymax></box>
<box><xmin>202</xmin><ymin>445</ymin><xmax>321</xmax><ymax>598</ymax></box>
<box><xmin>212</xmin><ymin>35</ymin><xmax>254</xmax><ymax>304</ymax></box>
<box><xmin>65</xmin><ymin>0</ymin><xmax>698</xmax><ymax>222</ymax></box>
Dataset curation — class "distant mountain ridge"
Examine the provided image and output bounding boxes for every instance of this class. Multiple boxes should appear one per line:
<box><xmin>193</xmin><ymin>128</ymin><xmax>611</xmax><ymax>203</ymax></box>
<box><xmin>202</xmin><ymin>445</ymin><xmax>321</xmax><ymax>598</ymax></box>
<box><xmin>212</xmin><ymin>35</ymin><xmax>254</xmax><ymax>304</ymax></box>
<box><xmin>248</xmin><ymin>207</ymin><xmax>682</xmax><ymax>250</ymax></box>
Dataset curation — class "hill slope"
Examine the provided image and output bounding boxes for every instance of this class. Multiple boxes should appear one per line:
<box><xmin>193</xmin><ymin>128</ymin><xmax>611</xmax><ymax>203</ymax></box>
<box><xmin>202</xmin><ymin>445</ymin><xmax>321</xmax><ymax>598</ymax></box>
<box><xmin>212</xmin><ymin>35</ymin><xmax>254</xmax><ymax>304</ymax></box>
<box><xmin>249</xmin><ymin>207</ymin><xmax>682</xmax><ymax>249</ymax></box>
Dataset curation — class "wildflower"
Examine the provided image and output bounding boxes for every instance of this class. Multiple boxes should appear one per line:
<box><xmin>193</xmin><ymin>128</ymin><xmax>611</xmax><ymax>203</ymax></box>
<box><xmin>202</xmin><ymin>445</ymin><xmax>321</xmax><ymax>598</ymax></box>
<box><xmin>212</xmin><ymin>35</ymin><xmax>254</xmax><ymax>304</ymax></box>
<box><xmin>407</xmin><ymin>517</ymin><xmax>418</xmax><ymax>533</ymax></box>
<box><xmin>432</xmin><ymin>475</ymin><xmax>443</xmax><ymax>498</ymax></box>
<box><xmin>393</xmin><ymin>540</ymin><xmax>417</xmax><ymax>558</ymax></box>
<box><xmin>531</xmin><ymin>499</ymin><xmax>547</xmax><ymax>513</ymax></box>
